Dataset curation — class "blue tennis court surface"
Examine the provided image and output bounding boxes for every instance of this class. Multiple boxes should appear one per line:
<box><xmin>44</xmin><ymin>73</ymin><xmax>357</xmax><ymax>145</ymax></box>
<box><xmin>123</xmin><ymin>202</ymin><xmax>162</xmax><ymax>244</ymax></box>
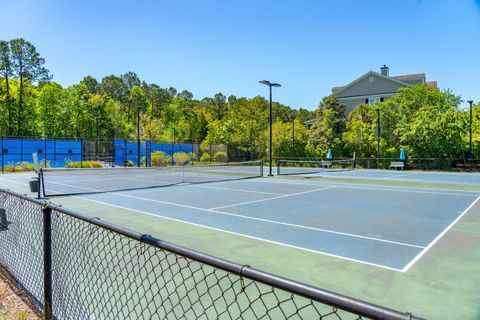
<box><xmin>5</xmin><ymin>171</ymin><xmax>477</xmax><ymax>272</ymax></box>
<box><xmin>278</xmin><ymin>168</ymin><xmax>480</xmax><ymax>185</ymax></box>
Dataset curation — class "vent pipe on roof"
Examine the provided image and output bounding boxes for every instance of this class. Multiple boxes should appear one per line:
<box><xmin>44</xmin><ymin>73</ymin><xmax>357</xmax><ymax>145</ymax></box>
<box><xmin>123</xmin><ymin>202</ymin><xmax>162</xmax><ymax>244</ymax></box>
<box><xmin>380</xmin><ymin>65</ymin><xmax>389</xmax><ymax>77</ymax></box>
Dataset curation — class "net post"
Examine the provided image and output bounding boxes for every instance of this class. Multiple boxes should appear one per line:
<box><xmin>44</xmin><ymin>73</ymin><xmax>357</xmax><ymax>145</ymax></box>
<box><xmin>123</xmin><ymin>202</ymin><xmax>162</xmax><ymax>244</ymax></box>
<box><xmin>260</xmin><ymin>160</ymin><xmax>264</xmax><ymax>177</ymax></box>
<box><xmin>40</xmin><ymin>169</ymin><xmax>46</xmax><ymax>198</ymax></box>
<box><xmin>277</xmin><ymin>160</ymin><xmax>280</xmax><ymax>176</ymax></box>
<box><xmin>1</xmin><ymin>136</ymin><xmax>4</xmax><ymax>173</ymax></box>
<box><xmin>42</xmin><ymin>205</ymin><xmax>53</xmax><ymax>320</ymax></box>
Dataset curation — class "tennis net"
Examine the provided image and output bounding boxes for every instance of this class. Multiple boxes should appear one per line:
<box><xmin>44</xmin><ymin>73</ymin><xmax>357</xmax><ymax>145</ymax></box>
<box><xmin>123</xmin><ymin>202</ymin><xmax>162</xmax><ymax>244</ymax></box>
<box><xmin>39</xmin><ymin>160</ymin><xmax>263</xmax><ymax>197</ymax></box>
<box><xmin>277</xmin><ymin>158</ymin><xmax>355</xmax><ymax>176</ymax></box>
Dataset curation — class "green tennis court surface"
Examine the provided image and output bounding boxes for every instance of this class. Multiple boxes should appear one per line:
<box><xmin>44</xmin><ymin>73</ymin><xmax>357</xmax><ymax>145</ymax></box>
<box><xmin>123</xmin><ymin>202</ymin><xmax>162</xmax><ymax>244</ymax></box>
<box><xmin>1</xmin><ymin>168</ymin><xmax>479</xmax><ymax>319</ymax></box>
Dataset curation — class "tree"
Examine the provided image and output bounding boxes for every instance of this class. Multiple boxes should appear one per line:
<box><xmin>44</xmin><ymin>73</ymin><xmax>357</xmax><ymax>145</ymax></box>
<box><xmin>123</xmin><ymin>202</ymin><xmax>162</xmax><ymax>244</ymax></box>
<box><xmin>129</xmin><ymin>85</ymin><xmax>148</xmax><ymax>140</ymax></box>
<box><xmin>271</xmin><ymin>119</ymin><xmax>310</xmax><ymax>159</ymax></box>
<box><xmin>81</xmin><ymin>76</ymin><xmax>99</xmax><ymax>94</ymax></box>
<box><xmin>9</xmin><ymin>38</ymin><xmax>51</xmax><ymax>135</ymax></box>
<box><xmin>307</xmin><ymin>96</ymin><xmax>346</xmax><ymax>157</ymax></box>
<box><xmin>37</xmin><ymin>82</ymin><xmax>65</xmax><ymax>137</ymax></box>
<box><xmin>178</xmin><ymin>90</ymin><xmax>193</xmax><ymax>100</ymax></box>
<box><xmin>343</xmin><ymin>104</ymin><xmax>377</xmax><ymax>157</ymax></box>
<box><xmin>0</xmin><ymin>40</ymin><xmax>14</xmax><ymax>134</ymax></box>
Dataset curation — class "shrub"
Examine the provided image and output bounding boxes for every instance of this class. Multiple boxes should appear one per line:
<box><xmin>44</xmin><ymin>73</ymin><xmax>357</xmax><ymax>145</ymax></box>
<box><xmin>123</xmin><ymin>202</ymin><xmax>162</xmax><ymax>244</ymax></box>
<box><xmin>3</xmin><ymin>161</ymin><xmax>35</xmax><ymax>172</ymax></box>
<box><xmin>200</xmin><ymin>152</ymin><xmax>211</xmax><ymax>162</ymax></box>
<box><xmin>66</xmin><ymin>160</ymin><xmax>103</xmax><ymax>168</ymax></box>
<box><xmin>173</xmin><ymin>152</ymin><xmax>190</xmax><ymax>165</ymax></box>
<box><xmin>151</xmin><ymin>151</ymin><xmax>171</xmax><ymax>166</ymax></box>
<box><xmin>213</xmin><ymin>151</ymin><xmax>227</xmax><ymax>163</ymax></box>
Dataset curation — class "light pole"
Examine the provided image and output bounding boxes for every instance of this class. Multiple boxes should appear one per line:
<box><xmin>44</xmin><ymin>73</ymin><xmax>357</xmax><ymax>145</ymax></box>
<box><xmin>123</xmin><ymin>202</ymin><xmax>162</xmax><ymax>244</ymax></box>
<box><xmin>467</xmin><ymin>100</ymin><xmax>474</xmax><ymax>158</ymax></box>
<box><xmin>375</xmin><ymin>108</ymin><xmax>380</xmax><ymax>167</ymax></box>
<box><xmin>291</xmin><ymin>113</ymin><xmax>295</xmax><ymax>159</ymax></box>
<box><xmin>136</xmin><ymin>106</ymin><xmax>141</xmax><ymax>167</ymax></box>
<box><xmin>259</xmin><ymin>80</ymin><xmax>281</xmax><ymax>176</ymax></box>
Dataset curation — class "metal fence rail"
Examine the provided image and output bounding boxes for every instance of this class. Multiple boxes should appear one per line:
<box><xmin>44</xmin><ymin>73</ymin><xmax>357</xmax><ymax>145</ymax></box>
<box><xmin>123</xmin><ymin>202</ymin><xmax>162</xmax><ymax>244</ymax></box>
<box><xmin>0</xmin><ymin>189</ymin><xmax>423</xmax><ymax>320</ymax></box>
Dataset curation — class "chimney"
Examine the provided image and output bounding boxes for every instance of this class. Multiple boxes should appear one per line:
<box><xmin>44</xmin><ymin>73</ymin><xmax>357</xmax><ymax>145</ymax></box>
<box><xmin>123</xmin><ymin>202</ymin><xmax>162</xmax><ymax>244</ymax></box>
<box><xmin>380</xmin><ymin>65</ymin><xmax>389</xmax><ymax>77</ymax></box>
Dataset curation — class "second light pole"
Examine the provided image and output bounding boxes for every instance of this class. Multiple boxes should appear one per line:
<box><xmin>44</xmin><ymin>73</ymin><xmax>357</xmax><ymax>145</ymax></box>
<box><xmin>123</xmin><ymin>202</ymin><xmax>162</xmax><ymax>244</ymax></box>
<box><xmin>259</xmin><ymin>80</ymin><xmax>281</xmax><ymax>176</ymax></box>
<box><xmin>375</xmin><ymin>108</ymin><xmax>381</xmax><ymax>168</ymax></box>
<box><xmin>467</xmin><ymin>100</ymin><xmax>474</xmax><ymax>158</ymax></box>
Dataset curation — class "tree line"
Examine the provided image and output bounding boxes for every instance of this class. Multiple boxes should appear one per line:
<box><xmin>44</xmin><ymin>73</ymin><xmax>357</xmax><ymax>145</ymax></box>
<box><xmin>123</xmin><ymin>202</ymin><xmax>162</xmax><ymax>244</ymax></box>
<box><xmin>0</xmin><ymin>38</ymin><xmax>478</xmax><ymax>160</ymax></box>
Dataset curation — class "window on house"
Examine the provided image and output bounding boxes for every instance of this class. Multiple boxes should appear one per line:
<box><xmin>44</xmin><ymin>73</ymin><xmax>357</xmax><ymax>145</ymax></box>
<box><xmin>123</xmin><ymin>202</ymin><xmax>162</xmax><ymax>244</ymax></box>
<box><xmin>368</xmin><ymin>97</ymin><xmax>381</xmax><ymax>105</ymax></box>
<box><xmin>369</xmin><ymin>76</ymin><xmax>374</xmax><ymax>83</ymax></box>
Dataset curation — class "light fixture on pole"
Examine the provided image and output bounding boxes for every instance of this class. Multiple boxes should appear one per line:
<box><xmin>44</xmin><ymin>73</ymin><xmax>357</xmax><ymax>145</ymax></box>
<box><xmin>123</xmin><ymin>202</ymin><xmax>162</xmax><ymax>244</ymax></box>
<box><xmin>291</xmin><ymin>113</ymin><xmax>295</xmax><ymax>159</ymax></box>
<box><xmin>375</xmin><ymin>108</ymin><xmax>380</xmax><ymax>167</ymax></box>
<box><xmin>467</xmin><ymin>100</ymin><xmax>474</xmax><ymax>158</ymax></box>
<box><xmin>136</xmin><ymin>106</ymin><xmax>142</xmax><ymax>167</ymax></box>
<box><xmin>259</xmin><ymin>80</ymin><xmax>281</xmax><ymax>176</ymax></box>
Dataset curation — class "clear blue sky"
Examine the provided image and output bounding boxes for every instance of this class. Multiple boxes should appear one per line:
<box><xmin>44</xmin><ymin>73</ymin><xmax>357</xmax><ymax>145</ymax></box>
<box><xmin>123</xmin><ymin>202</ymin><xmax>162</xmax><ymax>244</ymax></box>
<box><xmin>1</xmin><ymin>0</ymin><xmax>479</xmax><ymax>110</ymax></box>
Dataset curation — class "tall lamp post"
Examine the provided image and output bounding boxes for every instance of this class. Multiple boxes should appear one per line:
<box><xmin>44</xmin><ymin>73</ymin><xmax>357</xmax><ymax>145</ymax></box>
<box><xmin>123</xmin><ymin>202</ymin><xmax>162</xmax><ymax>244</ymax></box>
<box><xmin>467</xmin><ymin>100</ymin><xmax>474</xmax><ymax>158</ymax></box>
<box><xmin>259</xmin><ymin>80</ymin><xmax>281</xmax><ymax>176</ymax></box>
<box><xmin>136</xmin><ymin>106</ymin><xmax>142</xmax><ymax>167</ymax></box>
<box><xmin>375</xmin><ymin>108</ymin><xmax>381</xmax><ymax>167</ymax></box>
<box><xmin>291</xmin><ymin>113</ymin><xmax>295</xmax><ymax>159</ymax></box>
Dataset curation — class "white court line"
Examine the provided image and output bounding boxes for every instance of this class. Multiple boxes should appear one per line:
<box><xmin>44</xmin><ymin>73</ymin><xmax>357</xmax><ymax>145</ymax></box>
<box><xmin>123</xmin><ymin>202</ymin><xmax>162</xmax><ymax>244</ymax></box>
<box><xmin>69</xmin><ymin>195</ymin><xmax>405</xmax><ymax>272</ymax></box>
<box><xmin>40</xmin><ymin>180</ymin><xmax>426</xmax><ymax>249</ymax></box>
<box><xmin>261</xmin><ymin>178</ymin><xmax>479</xmax><ymax>197</ymax></box>
<box><xmin>190</xmin><ymin>184</ymin><xmax>283</xmax><ymax>196</ymax></box>
<box><xmin>8</xmin><ymin>176</ymin><xmax>421</xmax><ymax>270</ymax></box>
<box><xmin>208</xmin><ymin>186</ymin><xmax>336</xmax><ymax>210</ymax></box>
<box><xmin>401</xmin><ymin>195</ymin><xmax>480</xmax><ymax>272</ymax></box>
<box><xmin>102</xmin><ymin>191</ymin><xmax>424</xmax><ymax>249</ymax></box>
<box><xmin>385</xmin><ymin>172</ymin><xmax>419</xmax><ymax>179</ymax></box>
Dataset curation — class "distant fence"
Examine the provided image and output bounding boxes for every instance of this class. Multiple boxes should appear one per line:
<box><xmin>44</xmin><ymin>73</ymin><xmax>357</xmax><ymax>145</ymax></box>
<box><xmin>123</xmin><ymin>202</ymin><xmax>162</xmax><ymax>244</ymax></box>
<box><xmin>276</xmin><ymin>156</ymin><xmax>480</xmax><ymax>171</ymax></box>
<box><xmin>0</xmin><ymin>137</ymin><xmax>261</xmax><ymax>172</ymax></box>
<box><xmin>0</xmin><ymin>189</ymin><xmax>422</xmax><ymax>320</ymax></box>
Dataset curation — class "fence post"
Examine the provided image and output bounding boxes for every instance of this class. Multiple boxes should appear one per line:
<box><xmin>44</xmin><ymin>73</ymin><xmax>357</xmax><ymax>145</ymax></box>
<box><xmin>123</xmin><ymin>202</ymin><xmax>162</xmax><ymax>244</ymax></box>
<box><xmin>42</xmin><ymin>206</ymin><xmax>53</xmax><ymax>320</ymax></box>
<box><xmin>20</xmin><ymin>137</ymin><xmax>23</xmax><ymax>162</ymax></box>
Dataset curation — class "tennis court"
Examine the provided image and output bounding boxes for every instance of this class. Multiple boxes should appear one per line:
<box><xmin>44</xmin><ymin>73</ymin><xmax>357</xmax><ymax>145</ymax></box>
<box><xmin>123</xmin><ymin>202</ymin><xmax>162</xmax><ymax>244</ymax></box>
<box><xmin>3</xmin><ymin>166</ymin><xmax>479</xmax><ymax>272</ymax></box>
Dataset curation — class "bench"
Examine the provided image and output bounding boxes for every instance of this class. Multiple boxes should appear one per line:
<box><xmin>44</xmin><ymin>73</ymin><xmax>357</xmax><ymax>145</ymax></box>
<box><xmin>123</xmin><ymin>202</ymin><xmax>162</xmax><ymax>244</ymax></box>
<box><xmin>319</xmin><ymin>161</ymin><xmax>332</xmax><ymax>168</ymax></box>
<box><xmin>389</xmin><ymin>161</ymin><xmax>404</xmax><ymax>170</ymax></box>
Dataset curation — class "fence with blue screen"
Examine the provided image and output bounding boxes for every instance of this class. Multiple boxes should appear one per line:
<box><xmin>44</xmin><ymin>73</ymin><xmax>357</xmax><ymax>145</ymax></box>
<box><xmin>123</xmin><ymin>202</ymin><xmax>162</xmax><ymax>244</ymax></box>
<box><xmin>113</xmin><ymin>139</ymin><xmax>151</xmax><ymax>166</ymax></box>
<box><xmin>150</xmin><ymin>143</ymin><xmax>194</xmax><ymax>157</ymax></box>
<box><xmin>1</xmin><ymin>137</ymin><xmax>95</xmax><ymax>172</ymax></box>
<box><xmin>1</xmin><ymin>137</ymin><xmax>235</xmax><ymax>172</ymax></box>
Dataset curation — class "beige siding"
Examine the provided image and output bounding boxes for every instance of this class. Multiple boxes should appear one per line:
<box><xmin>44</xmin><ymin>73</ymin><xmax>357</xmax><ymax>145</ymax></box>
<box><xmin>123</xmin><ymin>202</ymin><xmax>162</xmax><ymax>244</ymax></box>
<box><xmin>337</xmin><ymin>75</ymin><xmax>406</xmax><ymax>98</ymax></box>
<box><xmin>341</xmin><ymin>98</ymin><xmax>366</xmax><ymax>115</ymax></box>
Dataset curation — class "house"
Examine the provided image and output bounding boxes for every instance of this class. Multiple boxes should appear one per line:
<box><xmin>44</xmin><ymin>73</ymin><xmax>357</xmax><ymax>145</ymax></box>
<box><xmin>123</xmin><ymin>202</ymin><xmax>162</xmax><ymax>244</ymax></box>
<box><xmin>304</xmin><ymin>65</ymin><xmax>437</xmax><ymax>128</ymax></box>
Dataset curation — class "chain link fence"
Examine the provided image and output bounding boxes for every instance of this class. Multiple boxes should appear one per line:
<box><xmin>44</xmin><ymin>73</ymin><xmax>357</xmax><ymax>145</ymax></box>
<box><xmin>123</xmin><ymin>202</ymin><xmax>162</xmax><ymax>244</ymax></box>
<box><xmin>0</xmin><ymin>189</ymin><xmax>422</xmax><ymax>320</ymax></box>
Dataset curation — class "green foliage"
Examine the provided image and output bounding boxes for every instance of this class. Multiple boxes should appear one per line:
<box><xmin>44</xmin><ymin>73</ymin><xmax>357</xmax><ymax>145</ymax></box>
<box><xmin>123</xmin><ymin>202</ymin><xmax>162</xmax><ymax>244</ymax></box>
<box><xmin>151</xmin><ymin>151</ymin><xmax>171</xmax><ymax>166</ymax></box>
<box><xmin>200</xmin><ymin>152</ymin><xmax>211</xmax><ymax>162</ymax></box>
<box><xmin>307</xmin><ymin>96</ymin><xmax>346</xmax><ymax>157</ymax></box>
<box><xmin>271</xmin><ymin>120</ymin><xmax>310</xmax><ymax>158</ymax></box>
<box><xmin>173</xmin><ymin>151</ymin><xmax>190</xmax><ymax>165</ymax></box>
<box><xmin>0</xmin><ymin>38</ymin><xmax>477</xmax><ymax>163</ymax></box>
<box><xmin>213</xmin><ymin>151</ymin><xmax>227</xmax><ymax>162</ymax></box>
<box><xmin>66</xmin><ymin>160</ymin><xmax>103</xmax><ymax>168</ymax></box>
<box><xmin>3</xmin><ymin>161</ymin><xmax>35</xmax><ymax>172</ymax></box>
